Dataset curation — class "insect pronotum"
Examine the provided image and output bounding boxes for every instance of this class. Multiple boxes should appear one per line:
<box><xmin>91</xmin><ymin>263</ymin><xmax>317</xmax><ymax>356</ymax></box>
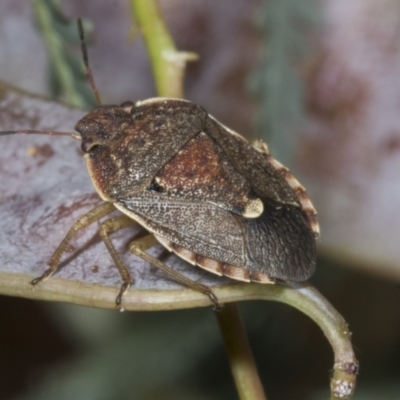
<box><xmin>0</xmin><ymin>19</ymin><xmax>319</xmax><ymax>309</ymax></box>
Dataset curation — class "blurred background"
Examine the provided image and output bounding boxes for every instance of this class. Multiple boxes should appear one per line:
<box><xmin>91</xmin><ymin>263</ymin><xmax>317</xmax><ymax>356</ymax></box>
<box><xmin>0</xmin><ymin>0</ymin><xmax>399</xmax><ymax>399</ymax></box>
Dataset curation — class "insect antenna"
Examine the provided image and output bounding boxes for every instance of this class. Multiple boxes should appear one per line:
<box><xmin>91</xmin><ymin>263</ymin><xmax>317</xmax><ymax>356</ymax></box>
<box><xmin>77</xmin><ymin>18</ymin><xmax>102</xmax><ymax>106</ymax></box>
<box><xmin>0</xmin><ymin>19</ymin><xmax>101</xmax><ymax>140</ymax></box>
<box><xmin>0</xmin><ymin>130</ymin><xmax>81</xmax><ymax>140</ymax></box>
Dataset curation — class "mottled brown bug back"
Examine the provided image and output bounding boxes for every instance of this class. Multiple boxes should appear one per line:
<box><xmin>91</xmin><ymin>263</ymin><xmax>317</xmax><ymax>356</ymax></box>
<box><xmin>205</xmin><ymin>117</ymin><xmax>299</xmax><ymax>206</ymax></box>
<box><xmin>7</xmin><ymin>94</ymin><xmax>318</xmax><ymax>306</ymax></box>
<box><xmin>78</xmin><ymin>97</ymin><xmax>318</xmax><ymax>284</ymax></box>
<box><xmin>77</xmin><ymin>99</ymin><xmax>209</xmax><ymax>202</ymax></box>
<box><xmin>156</xmin><ymin>131</ymin><xmax>261</xmax><ymax>216</ymax></box>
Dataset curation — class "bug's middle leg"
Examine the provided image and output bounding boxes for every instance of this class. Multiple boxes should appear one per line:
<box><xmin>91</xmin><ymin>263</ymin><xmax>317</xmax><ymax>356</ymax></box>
<box><xmin>97</xmin><ymin>215</ymin><xmax>138</xmax><ymax>306</ymax></box>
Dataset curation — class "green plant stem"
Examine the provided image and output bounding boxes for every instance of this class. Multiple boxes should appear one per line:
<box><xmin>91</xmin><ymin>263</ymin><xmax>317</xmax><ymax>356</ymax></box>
<box><xmin>0</xmin><ymin>272</ymin><xmax>358</xmax><ymax>399</ymax></box>
<box><xmin>129</xmin><ymin>0</ymin><xmax>197</xmax><ymax>98</ymax></box>
<box><xmin>216</xmin><ymin>303</ymin><xmax>267</xmax><ymax>400</ymax></box>
<box><xmin>271</xmin><ymin>282</ymin><xmax>358</xmax><ymax>400</ymax></box>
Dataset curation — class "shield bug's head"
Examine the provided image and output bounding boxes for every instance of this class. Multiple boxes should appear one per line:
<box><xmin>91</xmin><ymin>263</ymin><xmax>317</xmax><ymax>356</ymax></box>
<box><xmin>72</xmin><ymin>22</ymin><xmax>139</xmax><ymax>155</ymax></box>
<box><xmin>75</xmin><ymin>103</ymin><xmax>135</xmax><ymax>153</ymax></box>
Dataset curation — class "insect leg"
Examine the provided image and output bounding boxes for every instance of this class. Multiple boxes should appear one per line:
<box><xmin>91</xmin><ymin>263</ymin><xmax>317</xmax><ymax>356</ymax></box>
<box><xmin>98</xmin><ymin>215</ymin><xmax>138</xmax><ymax>306</ymax></box>
<box><xmin>129</xmin><ymin>239</ymin><xmax>222</xmax><ymax>310</ymax></box>
<box><xmin>31</xmin><ymin>202</ymin><xmax>116</xmax><ymax>286</ymax></box>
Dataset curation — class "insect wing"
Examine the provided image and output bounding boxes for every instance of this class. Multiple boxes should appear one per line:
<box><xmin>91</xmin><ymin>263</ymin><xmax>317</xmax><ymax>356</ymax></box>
<box><xmin>243</xmin><ymin>203</ymin><xmax>316</xmax><ymax>281</ymax></box>
<box><xmin>115</xmin><ymin>193</ymin><xmax>247</xmax><ymax>269</ymax></box>
<box><xmin>115</xmin><ymin>191</ymin><xmax>315</xmax><ymax>282</ymax></box>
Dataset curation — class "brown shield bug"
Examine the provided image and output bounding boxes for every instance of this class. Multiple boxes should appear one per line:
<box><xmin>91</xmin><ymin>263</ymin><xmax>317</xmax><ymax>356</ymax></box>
<box><xmin>0</xmin><ymin>20</ymin><xmax>319</xmax><ymax>309</ymax></box>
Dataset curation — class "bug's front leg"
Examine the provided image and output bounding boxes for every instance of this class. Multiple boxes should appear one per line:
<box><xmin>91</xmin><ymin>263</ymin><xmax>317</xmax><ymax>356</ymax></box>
<box><xmin>31</xmin><ymin>201</ymin><xmax>116</xmax><ymax>286</ymax></box>
<box><xmin>129</xmin><ymin>238</ymin><xmax>222</xmax><ymax>311</ymax></box>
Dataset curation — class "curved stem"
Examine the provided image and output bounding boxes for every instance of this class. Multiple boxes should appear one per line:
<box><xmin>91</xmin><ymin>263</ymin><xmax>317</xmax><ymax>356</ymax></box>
<box><xmin>0</xmin><ymin>272</ymin><xmax>358</xmax><ymax>398</ymax></box>
<box><xmin>267</xmin><ymin>282</ymin><xmax>358</xmax><ymax>400</ymax></box>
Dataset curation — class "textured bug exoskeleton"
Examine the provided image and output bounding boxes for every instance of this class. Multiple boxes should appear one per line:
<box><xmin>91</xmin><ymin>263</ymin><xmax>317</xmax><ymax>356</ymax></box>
<box><xmin>71</xmin><ymin>97</ymin><xmax>319</xmax><ymax>302</ymax></box>
<box><xmin>1</xmin><ymin>20</ymin><xmax>319</xmax><ymax>309</ymax></box>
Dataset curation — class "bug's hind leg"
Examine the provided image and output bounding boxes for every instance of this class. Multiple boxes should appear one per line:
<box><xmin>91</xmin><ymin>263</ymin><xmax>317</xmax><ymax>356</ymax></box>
<box><xmin>96</xmin><ymin>216</ymin><xmax>222</xmax><ymax>309</ymax></box>
<box><xmin>31</xmin><ymin>201</ymin><xmax>116</xmax><ymax>286</ymax></box>
<box><xmin>129</xmin><ymin>237</ymin><xmax>222</xmax><ymax>310</ymax></box>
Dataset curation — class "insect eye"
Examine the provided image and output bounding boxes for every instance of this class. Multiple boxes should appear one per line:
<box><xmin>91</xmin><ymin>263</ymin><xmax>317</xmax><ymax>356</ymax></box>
<box><xmin>81</xmin><ymin>137</ymin><xmax>99</xmax><ymax>153</ymax></box>
<box><xmin>120</xmin><ymin>101</ymin><xmax>134</xmax><ymax>113</ymax></box>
